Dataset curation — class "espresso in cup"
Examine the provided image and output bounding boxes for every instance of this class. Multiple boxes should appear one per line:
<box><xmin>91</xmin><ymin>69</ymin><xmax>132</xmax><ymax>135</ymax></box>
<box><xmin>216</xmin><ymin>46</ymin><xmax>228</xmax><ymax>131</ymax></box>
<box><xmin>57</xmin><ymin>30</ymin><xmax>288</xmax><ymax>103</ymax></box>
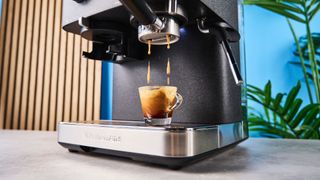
<box><xmin>138</xmin><ymin>86</ymin><xmax>183</xmax><ymax>126</ymax></box>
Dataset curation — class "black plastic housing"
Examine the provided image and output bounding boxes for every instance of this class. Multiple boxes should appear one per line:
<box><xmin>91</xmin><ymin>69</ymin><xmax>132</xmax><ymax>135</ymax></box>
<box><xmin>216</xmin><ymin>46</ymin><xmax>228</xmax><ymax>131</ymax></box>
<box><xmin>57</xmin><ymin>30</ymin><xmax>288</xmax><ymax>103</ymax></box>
<box><xmin>61</xmin><ymin>0</ymin><xmax>244</xmax><ymax>125</ymax></box>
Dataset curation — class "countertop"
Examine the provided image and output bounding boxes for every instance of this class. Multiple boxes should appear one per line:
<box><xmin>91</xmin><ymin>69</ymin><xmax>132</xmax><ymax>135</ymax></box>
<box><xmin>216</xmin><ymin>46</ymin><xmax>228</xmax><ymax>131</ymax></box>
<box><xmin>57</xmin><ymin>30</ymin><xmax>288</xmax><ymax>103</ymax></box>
<box><xmin>1</xmin><ymin>130</ymin><xmax>320</xmax><ymax>180</ymax></box>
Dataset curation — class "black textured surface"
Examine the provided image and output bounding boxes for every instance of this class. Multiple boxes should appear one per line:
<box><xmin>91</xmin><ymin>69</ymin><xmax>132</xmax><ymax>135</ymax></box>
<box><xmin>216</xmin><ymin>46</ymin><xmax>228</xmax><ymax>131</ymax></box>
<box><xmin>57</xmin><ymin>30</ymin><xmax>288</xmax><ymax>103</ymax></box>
<box><xmin>113</xmin><ymin>25</ymin><xmax>242</xmax><ymax>124</ymax></box>
<box><xmin>61</xmin><ymin>0</ymin><xmax>243</xmax><ymax>124</ymax></box>
<box><xmin>112</xmin><ymin>0</ymin><xmax>242</xmax><ymax>124</ymax></box>
<box><xmin>201</xmin><ymin>0</ymin><xmax>239</xmax><ymax>30</ymax></box>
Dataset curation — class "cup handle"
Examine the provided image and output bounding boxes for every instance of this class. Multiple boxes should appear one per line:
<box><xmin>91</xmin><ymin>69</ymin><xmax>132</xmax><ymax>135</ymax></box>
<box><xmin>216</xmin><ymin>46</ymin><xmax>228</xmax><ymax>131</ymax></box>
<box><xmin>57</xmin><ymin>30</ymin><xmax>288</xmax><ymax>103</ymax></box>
<box><xmin>170</xmin><ymin>93</ymin><xmax>183</xmax><ymax>110</ymax></box>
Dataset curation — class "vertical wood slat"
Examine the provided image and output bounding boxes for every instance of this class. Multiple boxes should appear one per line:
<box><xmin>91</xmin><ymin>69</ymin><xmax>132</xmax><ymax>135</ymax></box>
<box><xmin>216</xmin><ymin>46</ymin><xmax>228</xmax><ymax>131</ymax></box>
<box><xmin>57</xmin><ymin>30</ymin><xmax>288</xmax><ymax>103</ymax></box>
<box><xmin>25</xmin><ymin>0</ymin><xmax>40</xmax><ymax>130</ymax></box>
<box><xmin>63</xmin><ymin>33</ymin><xmax>74</xmax><ymax>122</ymax></box>
<box><xmin>71</xmin><ymin>35</ymin><xmax>81</xmax><ymax>122</ymax></box>
<box><xmin>0</xmin><ymin>0</ymin><xmax>102</xmax><ymax>131</ymax></box>
<box><xmin>0</xmin><ymin>1</ymin><xmax>8</xmax><ymax>127</ymax></box>
<box><xmin>56</xmin><ymin>30</ymin><xmax>67</xmax><ymax>124</ymax></box>
<box><xmin>94</xmin><ymin>61</ymin><xmax>102</xmax><ymax>120</ymax></box>
<box><xmin>41</xmin><ymin>0</ymin><xmax>55</xmax><ymax>130</ymax></box>
<box><xmin>78</xmin><ymin>39</ymin><xmax>88</xmax><ymax>122</ymax></box>
<box><xmin>12</xmin><ymin>0</ymin><xmax>27</xmax><ymax>129</ymax></box>
<box><xmin>0</xmin><ymin>0</ymin><xmax>15</xmax><ymax>129</ymax></box>
<box><xmin>33</xmin><ymin>0</ymin><xmax>49</xmax><ymax>130</ymax></box>
<box><xmin>0</xmin><ymin>0</ymin><xmax>8</xmax><ymax>87</ymax></box>
<box><xmin>48</xmin><ymin>0</ymin><xmax>62</xmax><ymax>131</ymax></box>
<box><xmin>86</xmin><ymin>43</ymin><xmax>94</xmax><ymax>121</ymax></box>
<box><xmin>5</xmin><ymin>0</ymin><xmax>22</xmax><ymax>129</ymax></box>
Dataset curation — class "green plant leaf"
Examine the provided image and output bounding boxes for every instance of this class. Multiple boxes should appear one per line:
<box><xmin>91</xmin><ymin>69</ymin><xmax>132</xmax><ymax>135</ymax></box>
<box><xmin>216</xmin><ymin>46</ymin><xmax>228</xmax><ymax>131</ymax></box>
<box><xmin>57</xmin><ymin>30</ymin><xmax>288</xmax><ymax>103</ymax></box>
<box><xmin>303</xmin><ymin>118</ymin><xmax>320</xmax><ymax>138</ymax></box>
<box><xmin>309</xmin><ymin>2</ymin><xmax>320</xmax><ymax>21</ymax></box>
<box><xmin>243</xmin><ymin>0</ymin><xmax>306</xmax><ymax>23</ymax></box>
<box><xmin>291</xmin><ymin>104</ymin><xmax>320</xmax><ymax>129</ymax></box>
<box><xmin>286</xmin><ymin>99</ymin><xmax>303</xmax><ymax>123</ymax></box>
<box><xmin>296</xmin><ymin>125</ymin><xmax>319</xmax><ymax>139</ymax></box>
<box><xmin>301</xmin><ymin>105</ymin><xmax>320</xmax><ymax>126</ymax></box>
<box><xmin>247</xmin><ymin>81</ymin><xmax>320</xmax><ymax>139</ymax></box>
<box><xmin>259</xmin><ymin>4</ymin><xmax>306</xmax><ymax>23</ymax></box>
<box><xmin>273</xmin><ymin>93</ymin><xmax>284</xmax><ymax>110</ymax></box>
<box><xmin>248</xmin><ymin>84</ymin><xmax>265</xmax><ymax>94</ymax></box>
<box><xmin>282</xmin><ymin>0</ymin><xmax>305</xmax><ymax>6</ymax></box>
<box><xmin>281</xmin><ymin>81</ymin><xmax>301</xmax><ymax>115</ymax></box>
<box><xmin>264</xmin><ymin>81</ymin><xmax>272</xmax><ymax>106</ymax></box>
<box><xmin>244</xmin><ymin>0</ymin><xmax>304</xmax><ymax>13</ymax></box>
<box><xmin>290</xmin><ymin>61</ymin><xmax>320</xmax><ymax>72</ymax></box>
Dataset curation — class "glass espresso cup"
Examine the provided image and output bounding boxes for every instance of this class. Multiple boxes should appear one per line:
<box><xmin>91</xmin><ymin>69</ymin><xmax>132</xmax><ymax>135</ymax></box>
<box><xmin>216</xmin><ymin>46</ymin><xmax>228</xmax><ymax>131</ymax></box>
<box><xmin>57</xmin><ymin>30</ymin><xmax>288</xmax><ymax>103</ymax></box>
<box><xmin>138</xmin><ymin>86</ymin><xmax>183</xmax><ymax>126</ymax></box>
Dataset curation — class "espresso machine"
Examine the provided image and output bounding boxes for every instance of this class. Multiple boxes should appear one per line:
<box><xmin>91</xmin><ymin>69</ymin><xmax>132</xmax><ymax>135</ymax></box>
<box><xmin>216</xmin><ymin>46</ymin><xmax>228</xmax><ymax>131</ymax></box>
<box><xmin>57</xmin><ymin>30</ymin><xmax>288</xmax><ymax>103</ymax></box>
<box><xmin>58</xmin><ymin>0</ymin><xmax>248</xmax><ymax>168</ymax></box>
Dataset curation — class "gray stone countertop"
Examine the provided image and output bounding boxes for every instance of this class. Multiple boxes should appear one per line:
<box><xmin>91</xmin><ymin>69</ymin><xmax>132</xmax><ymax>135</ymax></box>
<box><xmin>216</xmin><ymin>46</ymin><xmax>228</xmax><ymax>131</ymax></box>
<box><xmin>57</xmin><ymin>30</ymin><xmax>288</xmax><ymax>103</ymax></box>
<box><xmin>1</xmin><ymin>130</ymin><xmax>320</xmax><ymax>180</ymax></box>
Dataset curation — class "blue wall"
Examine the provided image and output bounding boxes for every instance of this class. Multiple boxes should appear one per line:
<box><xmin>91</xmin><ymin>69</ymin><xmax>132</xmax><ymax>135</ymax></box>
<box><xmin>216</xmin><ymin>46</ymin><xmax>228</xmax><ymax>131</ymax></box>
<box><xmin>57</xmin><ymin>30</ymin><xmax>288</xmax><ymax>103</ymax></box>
<box><xmin>244</xmin><ymin>6</ymin><xmax>319</xmax><ymax>104</ymax></box>
<box><xmin>101</xmin><ymin>5</ymin><xmax>320</xmax><ymax>120</ymax></box>
<box><xmin>100</xmin><ymin>62</ymin><xmax>113</xmax><ymax>120</ymax></box>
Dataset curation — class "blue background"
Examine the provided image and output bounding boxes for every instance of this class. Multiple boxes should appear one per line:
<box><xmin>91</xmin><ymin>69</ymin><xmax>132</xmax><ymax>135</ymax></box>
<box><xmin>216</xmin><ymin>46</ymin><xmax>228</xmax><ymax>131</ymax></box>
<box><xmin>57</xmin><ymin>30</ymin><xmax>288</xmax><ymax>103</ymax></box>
<box><xmin>244</xmin><ymin>6</ymin><xmax>319</xmax><ymax>107</ymax></box>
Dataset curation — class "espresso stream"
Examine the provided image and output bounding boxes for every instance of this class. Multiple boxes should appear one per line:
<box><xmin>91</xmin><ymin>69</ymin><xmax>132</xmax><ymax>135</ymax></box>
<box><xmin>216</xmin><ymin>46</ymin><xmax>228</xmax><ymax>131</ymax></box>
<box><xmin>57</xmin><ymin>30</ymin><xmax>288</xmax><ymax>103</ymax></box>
<box><xmin>166</xmin><ymin>58</ymin><xmax>170</xmax><ymax>85</ymax></box>
<box><xmin>147</xmin><ymin>60</ymin><xmax>151</xmax><ymax>84</ymax></box>
<box><xmin>147</xmin><ymin>34</ymin><xmax>170</xmax><ymax>55</ymax></box>
<box><xmin>142</xmin><ymin>36</ymin><xmax>175</xmax><ymax>119</ymax></box>
<box><xmin>166</xmin><ymin>34</ymin><xmax>170</xmax><ymax>49</ymax></box>
<box><xmin>148</xmin><ymin>40</ymin><xmax>151</xmax><ymax>55</ymax></box>
<box><xmin>146</xmin><ymin>59</ymin><xmax>170</xmax><ymax>85</ymax></box>
<box><xmin>146</xmin><ymin>36</ymin><xmax>171</xmax><ymax>85</ymax></box>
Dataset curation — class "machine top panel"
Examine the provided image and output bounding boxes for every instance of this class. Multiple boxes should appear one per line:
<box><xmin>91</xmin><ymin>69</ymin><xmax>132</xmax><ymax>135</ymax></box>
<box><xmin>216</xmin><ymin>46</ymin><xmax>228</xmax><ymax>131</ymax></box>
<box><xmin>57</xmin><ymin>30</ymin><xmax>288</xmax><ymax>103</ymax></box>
<box><xmin>60</xmin><ymin>120</ymin><xmax>217</xmax><ymax>131</ymax></box>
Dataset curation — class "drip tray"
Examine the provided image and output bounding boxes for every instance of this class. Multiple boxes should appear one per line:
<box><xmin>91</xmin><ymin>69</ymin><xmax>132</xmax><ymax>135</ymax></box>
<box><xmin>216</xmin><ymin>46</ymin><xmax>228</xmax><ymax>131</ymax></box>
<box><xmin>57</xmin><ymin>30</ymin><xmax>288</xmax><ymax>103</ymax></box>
<box><xmin>57</xmin><ymin>120</ymin><xmax>247</xmax><ymax>168</ymax></box>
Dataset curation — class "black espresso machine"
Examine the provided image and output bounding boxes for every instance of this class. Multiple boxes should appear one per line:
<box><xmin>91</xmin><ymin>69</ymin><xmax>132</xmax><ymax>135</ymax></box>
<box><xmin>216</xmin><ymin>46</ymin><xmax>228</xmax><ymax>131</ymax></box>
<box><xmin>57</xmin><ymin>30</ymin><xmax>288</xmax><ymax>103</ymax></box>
<box><xmin>58</xmin><ymin>0</ymin><xmax>248</xmax><ymax>168</ymax></box>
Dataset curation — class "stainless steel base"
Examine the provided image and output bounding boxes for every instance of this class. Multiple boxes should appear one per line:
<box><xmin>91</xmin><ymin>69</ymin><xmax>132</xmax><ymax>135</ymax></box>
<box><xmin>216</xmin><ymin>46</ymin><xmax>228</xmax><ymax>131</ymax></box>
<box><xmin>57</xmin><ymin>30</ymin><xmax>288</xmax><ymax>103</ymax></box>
<box><xmin>58</xmin><ymin>120</ymin><xmax>248</xmax><ymax>159</ymax></box>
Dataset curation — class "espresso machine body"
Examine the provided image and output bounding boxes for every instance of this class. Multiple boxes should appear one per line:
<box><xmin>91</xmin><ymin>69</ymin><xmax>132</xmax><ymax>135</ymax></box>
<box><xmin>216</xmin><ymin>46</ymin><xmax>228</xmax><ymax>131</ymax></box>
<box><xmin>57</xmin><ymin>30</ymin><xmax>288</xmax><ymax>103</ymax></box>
<box><xmin>58</xmin><ymin>0</ymin><xmax>248</xmax><ymax>168</ymax></box>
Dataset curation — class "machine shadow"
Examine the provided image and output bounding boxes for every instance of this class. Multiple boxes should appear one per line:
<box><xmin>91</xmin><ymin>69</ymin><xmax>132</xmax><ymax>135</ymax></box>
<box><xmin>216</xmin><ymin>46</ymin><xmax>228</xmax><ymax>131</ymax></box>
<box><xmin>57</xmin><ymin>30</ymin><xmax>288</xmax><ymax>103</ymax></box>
<box><xmin>180</xmin><ymin>146</ymin><xmax>250</xmax><ymax>173</ymax></box>
<box><xmin>66</xmin><ymin>143</ymin><xmax>250</xmax><ymax>173</ymax></box>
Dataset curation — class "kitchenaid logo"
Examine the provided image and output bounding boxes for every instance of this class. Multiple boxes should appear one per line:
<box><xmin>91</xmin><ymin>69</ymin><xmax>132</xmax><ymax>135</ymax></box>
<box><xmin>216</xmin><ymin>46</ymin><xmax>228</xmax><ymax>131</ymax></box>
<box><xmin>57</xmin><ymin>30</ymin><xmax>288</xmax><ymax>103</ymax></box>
<box><xmin>84</xmin><ymin>132</ymin><xmax>121</xmax><ymax>143</ymax></box>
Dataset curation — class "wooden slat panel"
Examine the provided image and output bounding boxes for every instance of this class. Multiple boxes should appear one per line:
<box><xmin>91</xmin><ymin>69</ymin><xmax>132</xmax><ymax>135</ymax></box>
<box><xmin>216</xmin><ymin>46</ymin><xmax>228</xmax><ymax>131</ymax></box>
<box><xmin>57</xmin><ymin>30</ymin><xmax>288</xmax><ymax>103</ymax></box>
<box><xmin>48</xmin><ymin>0</ymin><xmax>62</xmax><ymax>131</ymax></box>
<box><xmin>0</xmin><ymin>0</ymin><xmax>102</xmax><ymax>130</ymax></box>
<box><xmin>63</xmin><ymin>33</ymin><xmax>74</xmax><ymax>122</ymax></box>
<box><xmin>86</xmin><ymin>44</ymin><xmax>94</xmax><ymax>121</ymax></box>
<box><xmin>78</xmin><ymin>39</ymin><xmax>88</xmax><ymax>122</ymax></box>
<box><xmin>6</xmin><ymin>0</ymin><xmax>22</xmax><ymax>129</ymax></box>
<box><xmin>12</xmin><ymin>0</ymin><xmax>28</xmax><ymax>129</ymax></box>
<box><xmin>33</xmin><ymin>0</ymin><xmax>49</xmax><ymax>130</ymax></box>
<box><xmin>71</xmin><ymin>35</ymin><xmax>81</xmax><ymax>121</ymax></box>
<box><xmin>41</xmin><ymin>0</ymin><xmax>55</xmax><ymax>130</ymax></box>
<box><xmin>0</xmin><ymin>0</ymin><xmax>8</xmax><ymax>102</ymax></box>
<box><xmin>56</xmin><ymin>29</ymin><xmax>67</xmax><ymax>124</ymax></box>
<box><xmin>24</xmin><ymin>0</ymin><xmax>39</xmax><ymax>130</ymax></box>
<box><xmin>93</xmin><ymin>61</ymin><xmax>102</xmax><ymax>120</ymax></box>
<box><xmin>0</xmin><ymin>0</ymin><xmax>15</xmax><ymax>129</ymax></box>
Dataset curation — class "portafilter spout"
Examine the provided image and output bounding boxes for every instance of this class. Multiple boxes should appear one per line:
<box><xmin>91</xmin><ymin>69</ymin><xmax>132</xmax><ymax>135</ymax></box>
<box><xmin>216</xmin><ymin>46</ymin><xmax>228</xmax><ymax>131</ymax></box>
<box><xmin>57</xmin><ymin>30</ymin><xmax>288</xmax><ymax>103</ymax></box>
<box><xmin>119</xmin><ymin>0</ymin><xmax>187</xmax><ymax>45</ymax></box>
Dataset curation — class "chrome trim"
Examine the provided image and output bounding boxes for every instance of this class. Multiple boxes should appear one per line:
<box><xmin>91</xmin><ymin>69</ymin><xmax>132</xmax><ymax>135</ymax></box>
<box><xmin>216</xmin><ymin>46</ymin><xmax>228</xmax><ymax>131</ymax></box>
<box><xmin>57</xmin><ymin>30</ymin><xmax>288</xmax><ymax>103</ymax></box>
<box><xmin>138</xmin><ymin>17</ymin><xmax>180</xmax><ymax>45</ymax></box>
<box><xmin>58</xmin><ymin>120</ymin><xmax>247</xmax><ymax>157</ymax></box>
<box><xmin>152</xmin><ymin>17</ymin><xmax>164</xmax><ymax>30</ymax></box>
<box><xmin>221</xmin><ymin>40</ymin><xmax>244</xmax><ymax>86</ymax></box>
<box><xmin>197</xmin><ymin>18</ymin><xmax>210</xmax><ymax>34</ymax></box>
<box><xmin>218</xmin><ymin>121</ymin><xmax>243</xmax><ymax>147</ymax></box>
